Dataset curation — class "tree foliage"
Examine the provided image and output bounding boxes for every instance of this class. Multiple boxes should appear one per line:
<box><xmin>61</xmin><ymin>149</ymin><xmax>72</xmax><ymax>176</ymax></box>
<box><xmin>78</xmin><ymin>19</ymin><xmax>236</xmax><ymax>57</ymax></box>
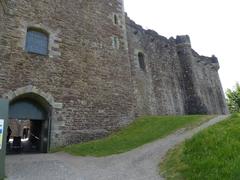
<box><xmin>226</xmin><ymin>83</ymin><xmax>240</xmax><ymax>113</ymax></box>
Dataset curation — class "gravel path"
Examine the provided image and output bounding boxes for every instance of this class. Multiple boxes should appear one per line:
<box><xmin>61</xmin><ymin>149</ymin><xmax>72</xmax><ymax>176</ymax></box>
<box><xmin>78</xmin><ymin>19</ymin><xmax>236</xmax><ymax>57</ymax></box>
<box><xmin>6</xmin><ymin>115</ymin><xmax>229</xmax><ymax>180</ymax></box>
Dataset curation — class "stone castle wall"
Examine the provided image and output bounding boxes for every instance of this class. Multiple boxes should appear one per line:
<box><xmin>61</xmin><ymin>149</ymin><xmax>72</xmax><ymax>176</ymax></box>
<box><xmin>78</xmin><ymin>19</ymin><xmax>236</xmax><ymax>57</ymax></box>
<box><xmin>0</xmin><ymin>0</ymin><xmax>228</xmax><ymax>148</ymax></box>
<box><xmin>126</xmin><ymin>18</ymin><xmax>186</xmax><ymax>116</ymax></box>
<box><xmin>126</xmin><ymin>17</ymin><xmax>228</xmax><ymax>116</ymax></box>
<box><xmin>0</xmin><ymin>0</ymin><xmax>135</xmax><ymax>147</ymax></box>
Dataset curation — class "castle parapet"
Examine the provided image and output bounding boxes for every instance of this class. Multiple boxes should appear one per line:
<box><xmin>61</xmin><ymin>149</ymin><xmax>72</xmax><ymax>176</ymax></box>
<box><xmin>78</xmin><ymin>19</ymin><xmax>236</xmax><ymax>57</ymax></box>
<box><xmin>209</xmin><ymin>55</ymin><xmax>220</xmax><ymax>70</ymax></box>
<box><xmin>176</xmin><ymin>35</ymin><xmax>191</xmax><ymax>46</ymax></box>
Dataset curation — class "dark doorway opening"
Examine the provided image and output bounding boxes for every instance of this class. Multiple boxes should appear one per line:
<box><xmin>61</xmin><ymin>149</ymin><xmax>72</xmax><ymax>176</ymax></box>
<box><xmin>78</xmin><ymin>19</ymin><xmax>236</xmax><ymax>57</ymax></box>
<box><xmin>7</xmin><ymin>95</ymin><xmax>50</xmax><ymax>154</ymax></box>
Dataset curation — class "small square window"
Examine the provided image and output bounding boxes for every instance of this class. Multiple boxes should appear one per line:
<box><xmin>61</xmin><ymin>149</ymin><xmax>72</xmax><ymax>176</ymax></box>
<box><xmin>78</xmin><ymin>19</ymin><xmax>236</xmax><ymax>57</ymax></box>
<box><xmin>25</xmin><ymin>29</ymin><xmax>49</xmax><ymax>56</ymax></box>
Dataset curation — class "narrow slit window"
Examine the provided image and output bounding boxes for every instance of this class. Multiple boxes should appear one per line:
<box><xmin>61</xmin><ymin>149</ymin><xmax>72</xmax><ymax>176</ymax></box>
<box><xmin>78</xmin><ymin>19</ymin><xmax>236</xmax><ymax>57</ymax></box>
<box><xmin>112</xmin><ymin>36</ymin><xmax>119</xmax><ymax>49</ymax></box>
<box><xmin>25</xmin><ymin>29</ymin><xmax>49</xmax><ymax>55</ymax></box>
<box><xmin>114</xmin><ymin>14</ymin><xmax>118</xmax><ymax>25</ymax></box>
<box><xmin>138</xmin><ymin>52</ymin><xmax>146</xmax><ymax>71</ymax></box>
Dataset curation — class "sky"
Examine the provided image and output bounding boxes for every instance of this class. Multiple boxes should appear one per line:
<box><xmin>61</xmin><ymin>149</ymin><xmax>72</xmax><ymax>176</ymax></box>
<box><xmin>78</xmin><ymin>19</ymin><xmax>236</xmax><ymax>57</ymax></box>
<box><xmin>124</xmin><ymin>0</ymin><xmax>240</xmax><ymax>92</ymax></box>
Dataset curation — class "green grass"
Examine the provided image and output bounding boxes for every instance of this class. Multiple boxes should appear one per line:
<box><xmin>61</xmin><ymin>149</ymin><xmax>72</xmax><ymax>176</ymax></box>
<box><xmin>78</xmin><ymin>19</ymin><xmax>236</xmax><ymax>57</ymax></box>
<box><xmin>160</xmin><ymin>114</ymin><xmax>240</xmax><ymax>180</ymax></box>
<box><xmin>59</xmin><ymin>115</ymin><xmax>214</xmax><ymax>157</ymax></box>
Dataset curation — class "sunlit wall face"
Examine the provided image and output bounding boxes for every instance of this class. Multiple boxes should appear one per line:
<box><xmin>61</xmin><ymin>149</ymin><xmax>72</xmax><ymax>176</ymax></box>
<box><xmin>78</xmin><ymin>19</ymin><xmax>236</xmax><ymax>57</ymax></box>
<box><xmin>9</xmin><ymin>119</ymin><xmax>30</xmax><ymax>140</ymax></box>
<box><xmin>7</xmin><ymin>119</ymin><xmax>43</xmax><ymax>153</ymax></box>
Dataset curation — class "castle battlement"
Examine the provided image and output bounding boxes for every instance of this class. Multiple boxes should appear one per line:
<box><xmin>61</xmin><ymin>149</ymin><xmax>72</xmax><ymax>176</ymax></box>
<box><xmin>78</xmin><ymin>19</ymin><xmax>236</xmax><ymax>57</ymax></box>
<box><xmin>176</xmin><ymin>35</ymin><xmax>191</xmax><ymax>45</ymax></box>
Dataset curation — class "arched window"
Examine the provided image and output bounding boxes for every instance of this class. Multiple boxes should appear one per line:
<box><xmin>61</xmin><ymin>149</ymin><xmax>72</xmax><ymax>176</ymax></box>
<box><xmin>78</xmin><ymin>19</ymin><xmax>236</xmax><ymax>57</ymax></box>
<box><xmin>138</xmin><ymin>52</ymin><xmax>146</xmax><ymax>71</ymax></box>
<box><xmin>25</xmin><ymin>28</ymin><xmax>49</xmax><ymax>55</ymax></box>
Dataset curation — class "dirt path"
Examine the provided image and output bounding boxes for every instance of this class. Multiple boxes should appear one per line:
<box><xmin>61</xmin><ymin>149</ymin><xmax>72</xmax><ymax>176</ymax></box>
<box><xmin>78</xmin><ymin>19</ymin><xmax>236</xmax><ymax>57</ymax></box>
<box><xmin>6</xmin><ymin>115</ymin><xmax>229</xmax><ymax>180</ymax></box>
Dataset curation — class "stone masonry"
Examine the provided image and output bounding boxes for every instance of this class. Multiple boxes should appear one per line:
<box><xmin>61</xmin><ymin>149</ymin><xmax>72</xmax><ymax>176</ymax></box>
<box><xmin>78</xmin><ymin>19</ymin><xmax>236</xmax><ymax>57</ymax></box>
<box><xmin>0</xmin><ymin>0</ymin><xmax>228</xmax><ymax>148</ymax></box>
<box><xmin>126</xmin><ymin>18</ymin><xmax>228</xmax><ymax>116</ymax></box>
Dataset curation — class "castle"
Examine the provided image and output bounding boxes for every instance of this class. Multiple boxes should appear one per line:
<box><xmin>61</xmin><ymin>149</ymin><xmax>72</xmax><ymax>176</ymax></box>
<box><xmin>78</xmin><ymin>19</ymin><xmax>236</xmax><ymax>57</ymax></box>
<box><xmin>0</xmin><ymin>0</ymin><xmax>227</xmax><ymax>152</ymax></box>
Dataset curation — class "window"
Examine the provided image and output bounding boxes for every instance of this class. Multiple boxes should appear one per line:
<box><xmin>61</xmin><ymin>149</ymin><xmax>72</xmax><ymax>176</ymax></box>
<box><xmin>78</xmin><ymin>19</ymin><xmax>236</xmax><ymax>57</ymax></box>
<box><xmin>138</xmin><ymin>52</ymin><xmax>146</xmax><ymax>71</ymax></box>
<box><xmin>112</xmin><ymin>36</ymin><xmax>119</xmax><ymax>49</ymax></box>
<box><xmin>114</xmin><ymin>14</ymin><xmax>118</xmax><ymax>25</ymax></box>
<box><xmin>25</xmin><ymin>28</ymin><xmax>49</xmax><ymax>55</ymax></box>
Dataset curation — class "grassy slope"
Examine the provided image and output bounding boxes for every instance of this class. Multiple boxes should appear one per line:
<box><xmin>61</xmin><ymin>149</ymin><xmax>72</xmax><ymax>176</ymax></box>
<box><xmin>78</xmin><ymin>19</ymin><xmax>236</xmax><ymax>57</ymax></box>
<box><xmin>160</xmin><ymin>114</ymin><xmax>239</xmax><ymax>180</ymax></box>
<box><xmin>61</xmin><ymin>115</ymin><xmax>214</xmax><ymax>157</ymax></box>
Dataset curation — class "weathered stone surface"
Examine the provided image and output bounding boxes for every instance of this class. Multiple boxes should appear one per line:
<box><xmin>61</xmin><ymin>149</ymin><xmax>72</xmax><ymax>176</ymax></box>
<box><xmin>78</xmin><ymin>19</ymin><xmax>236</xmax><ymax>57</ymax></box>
<box><xmin>0</xmin><ymin>1</ymin><xmax>228</xmax><ymax>148</ymax></box>
<box><xmin>126</xmin><ymin>17</ymin><xmax>228</xmax><ymax>116</ymax></box>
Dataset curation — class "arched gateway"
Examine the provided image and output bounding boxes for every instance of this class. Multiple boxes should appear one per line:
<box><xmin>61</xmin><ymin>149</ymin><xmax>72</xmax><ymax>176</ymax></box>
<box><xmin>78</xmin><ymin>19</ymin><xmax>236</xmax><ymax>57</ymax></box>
<box><xmin>3</xmin><ymin>86</ymin><xmax>63</xmax><ymax>154</ymax></box>
<box><xmin>7</xmin><ymin>92</ymin><xmax>52</xmax><ymax>154</ymax></box>
<box><xmin>2</xmin><ymin>87</ymin><xmax>54</xmax><ymax>153</ymax></box>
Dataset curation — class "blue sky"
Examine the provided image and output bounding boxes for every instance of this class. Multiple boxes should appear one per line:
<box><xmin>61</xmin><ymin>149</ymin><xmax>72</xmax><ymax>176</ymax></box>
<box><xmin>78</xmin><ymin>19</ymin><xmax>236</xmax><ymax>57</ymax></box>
<box><xmin>124</xmin><ymin>0</ymin><xmax>240</xmax><ymax>92</ymax></box>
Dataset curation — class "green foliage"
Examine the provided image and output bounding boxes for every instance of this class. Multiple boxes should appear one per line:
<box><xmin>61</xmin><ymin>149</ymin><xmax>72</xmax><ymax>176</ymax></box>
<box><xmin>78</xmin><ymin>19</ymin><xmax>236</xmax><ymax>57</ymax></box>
<box><xmin>60</xmin><ymin>115</ymin><xmax>214</xmax><ymax>157</ymax></box>
<box><xmin>226</xmin><ymin>83</ymin><xmax>240</xmax><ymax>113</ymax></box>
<box><xmin>161</xmin><ymin>114</ymin><xmax>240</xmax><ymax>180</ymax></box>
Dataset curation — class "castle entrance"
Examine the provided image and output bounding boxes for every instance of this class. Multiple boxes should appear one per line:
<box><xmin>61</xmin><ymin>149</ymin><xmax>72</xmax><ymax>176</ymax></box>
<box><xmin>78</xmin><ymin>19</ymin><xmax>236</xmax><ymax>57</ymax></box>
<box><xmin>6</xmin><ymin>94</ymin><xmax>50</xmax><ymax>154</ymax></box>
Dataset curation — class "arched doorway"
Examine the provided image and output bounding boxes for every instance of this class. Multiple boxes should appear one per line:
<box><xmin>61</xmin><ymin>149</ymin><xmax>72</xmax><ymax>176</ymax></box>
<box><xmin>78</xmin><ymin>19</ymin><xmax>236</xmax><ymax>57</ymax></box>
<box><xmin>7</xmin><ymin>93</ymin><xmax>51</xmax><ymax>154</ymax></box>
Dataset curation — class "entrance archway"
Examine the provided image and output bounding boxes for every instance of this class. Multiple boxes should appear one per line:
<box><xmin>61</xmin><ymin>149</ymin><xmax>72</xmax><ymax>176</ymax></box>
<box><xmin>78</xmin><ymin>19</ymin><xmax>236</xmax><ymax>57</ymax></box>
<box><xmin>7</xmin><ymin>93</ymin><xmax>51</xmax><ymax>154</ymax></box>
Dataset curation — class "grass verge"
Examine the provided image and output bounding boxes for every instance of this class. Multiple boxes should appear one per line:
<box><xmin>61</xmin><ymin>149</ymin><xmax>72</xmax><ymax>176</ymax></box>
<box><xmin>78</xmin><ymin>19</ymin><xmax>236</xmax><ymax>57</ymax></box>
<box><xmin>57</xmin><ymin>115</ymin><xmax>214</xmax><ymax>157</ymax></box>
<box><xmin>160</xmin><ymin>114</ymin><xmax>239</xmax><ymax>180</ymax></box>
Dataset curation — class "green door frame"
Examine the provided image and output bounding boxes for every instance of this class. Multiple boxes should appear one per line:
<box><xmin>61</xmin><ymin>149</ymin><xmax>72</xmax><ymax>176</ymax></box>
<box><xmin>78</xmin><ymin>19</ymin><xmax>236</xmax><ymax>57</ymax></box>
<box><xmin>0</xmin><ymin>99</ymin><xmax>9</xmax><ymax>179</ymax></box>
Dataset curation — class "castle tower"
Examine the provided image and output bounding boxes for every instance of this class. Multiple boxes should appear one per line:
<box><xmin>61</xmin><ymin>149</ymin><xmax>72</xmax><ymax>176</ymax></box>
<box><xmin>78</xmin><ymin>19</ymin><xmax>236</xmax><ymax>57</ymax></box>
<box><xmin>0</xmin><ymin>0</ymin><xmax>134</xmax><ymax>150</ymax></box>
<box><xmin>176</xmin><ymin>35</ymin><xmax>228</xmax><ymax>114</ymax></box>
<box><xmin>176</xmin><ymin>35</ymin><xmax>208</xmax><ymax>114</ymax></box>
<box><xmin>0</xmin><ymin>0</ymin><xmax>228</xmax><ymax>152</ymax></box>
